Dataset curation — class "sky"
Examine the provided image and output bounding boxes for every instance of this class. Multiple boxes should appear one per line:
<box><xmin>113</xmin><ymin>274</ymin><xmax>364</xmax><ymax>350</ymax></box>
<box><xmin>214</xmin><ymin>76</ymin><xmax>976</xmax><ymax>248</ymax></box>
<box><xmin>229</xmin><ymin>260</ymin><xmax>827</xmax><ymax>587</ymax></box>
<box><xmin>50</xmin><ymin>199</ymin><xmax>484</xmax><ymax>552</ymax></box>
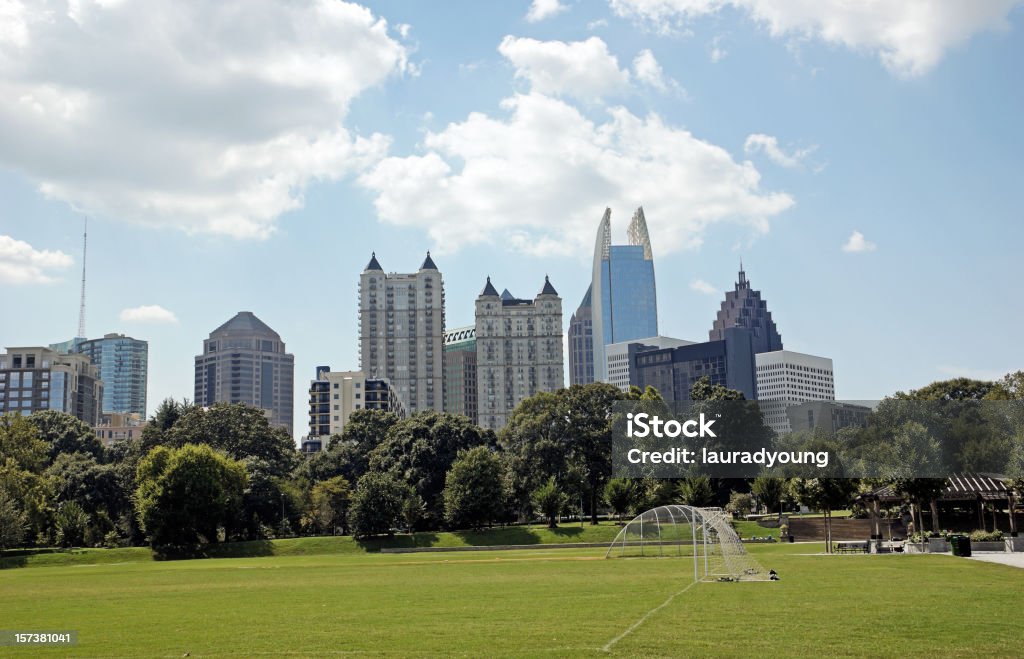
<box><xmin>1</xmin><ymin>0</ymin><xmax>1022</xmax><ymax>439</ymax></box>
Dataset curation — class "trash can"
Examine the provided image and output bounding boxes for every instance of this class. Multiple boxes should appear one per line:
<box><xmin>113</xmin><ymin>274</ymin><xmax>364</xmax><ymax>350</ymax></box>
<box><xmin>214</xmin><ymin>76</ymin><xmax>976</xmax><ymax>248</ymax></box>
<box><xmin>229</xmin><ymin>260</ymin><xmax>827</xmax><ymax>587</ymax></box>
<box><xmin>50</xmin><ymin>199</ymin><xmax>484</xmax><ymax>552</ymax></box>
<box><xmin>950</xmin><ymin>535</ymin><xmax>972</xmax><ymax>557</ymax></box>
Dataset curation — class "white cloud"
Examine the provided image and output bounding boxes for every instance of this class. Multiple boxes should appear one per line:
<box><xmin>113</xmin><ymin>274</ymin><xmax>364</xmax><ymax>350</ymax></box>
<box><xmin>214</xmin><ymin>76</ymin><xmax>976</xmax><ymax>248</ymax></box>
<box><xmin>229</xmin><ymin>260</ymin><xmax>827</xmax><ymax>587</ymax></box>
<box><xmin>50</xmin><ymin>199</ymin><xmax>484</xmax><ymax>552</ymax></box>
<box><xmin>587</xmin><ymin>18</ymin><xmax>609</xmax><ymax>30</ymax></box>
<box><xmin>525</xmin><ymin>0</ymin><xmax>568</xmax><ymax>23</ymax></box>
<box><xmin>842</xmin><ymin>230</ymin><xmax>876</xmax><ymax>253</ymax></box>
<box><xmin>0</xmin><ymin>1</ymin><xmax>407</xmax><ymax>239</ymax></box>
<box><xmin>119</xmin><ymin>305</ymin><xmax>179</xmax><ymax>324</ymax></box>
<box><xmin>709</xmin><ymin>35</ymin><xmax>728</xmax><ymax>62</ymax></box>
<box><xmin>632</xmin><ymin>49</ymin><xmax>676</xmax><ymax>92</ymax></box>
<box><xmin>744</xmin><ymin>133</ymin><xmax>816</xmax><ymax>168</ymax></box>
<box><xmin>0</xmin><ymin>234</ymin><xmax>73</xmax><ymax>284</ymax></box>
<box><xmin>609</xmin><ymin>0</ymin><xmax>1023</xmax><ymax>76</ymax></box>
<box><xmin>690</xmin><ymin>278</ymin><xmax>719</xmax><ymax>295</ymax></box>
<box><xmin>359</xmin><ymin>91</ymin><xmax>794</xmax><ymax>257</ymax></box>
<box><xmin>498</xmin><ymin>36</ymin><xmax>631</xmax><ymax>102</ymax></box>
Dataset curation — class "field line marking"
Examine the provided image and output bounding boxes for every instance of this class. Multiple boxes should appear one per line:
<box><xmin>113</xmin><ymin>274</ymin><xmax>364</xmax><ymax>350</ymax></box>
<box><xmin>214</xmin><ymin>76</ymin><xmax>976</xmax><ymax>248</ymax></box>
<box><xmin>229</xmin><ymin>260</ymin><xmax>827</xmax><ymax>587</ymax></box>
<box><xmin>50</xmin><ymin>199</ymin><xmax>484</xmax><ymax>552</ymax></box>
<box><xmin>601</xmin><ymin>579</ymin><xmax>698</xmax><ymax>653</ymax></box>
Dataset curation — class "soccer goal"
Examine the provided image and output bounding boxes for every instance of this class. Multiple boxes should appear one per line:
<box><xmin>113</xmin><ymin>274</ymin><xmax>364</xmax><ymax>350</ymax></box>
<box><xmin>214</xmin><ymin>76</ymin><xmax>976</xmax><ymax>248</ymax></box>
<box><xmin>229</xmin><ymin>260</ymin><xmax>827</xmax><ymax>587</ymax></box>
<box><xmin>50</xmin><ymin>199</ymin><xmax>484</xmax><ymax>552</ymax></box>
<box><xmin>605</xmin><ymin>505</ymin><xmax>769</xmax><ymax>582</ymax></box>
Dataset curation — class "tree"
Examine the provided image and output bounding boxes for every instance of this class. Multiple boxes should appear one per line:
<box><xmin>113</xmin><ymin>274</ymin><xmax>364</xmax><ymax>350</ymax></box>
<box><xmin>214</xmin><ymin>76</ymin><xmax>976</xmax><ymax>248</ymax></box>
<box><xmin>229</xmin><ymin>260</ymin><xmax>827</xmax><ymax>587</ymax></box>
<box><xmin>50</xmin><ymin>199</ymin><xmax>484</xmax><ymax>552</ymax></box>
<box><xmin>53</xmin><ymin>501</ymin><xmax>89</xmax><ymax>547</ymax></box>
<box><xmin>309</xmin><ymin>476</ymin><xmax>352</xmax><ymax>535</ymax></box>
<box><xmin>402</xmin><ymin>492</ymin><xmax>426</xmax><ymax>533</ymax></box>
<box><xmin>726</xmin><ymin>491</ymin><xmax>754</xmax><ymax>519</ymax></box>
<box><xmin>139</xmin><ymin>398</ymin><xmax>194</xmax><ymax>452</ymax></box>
<box><xmin>350</xmin><ymin>472</ymin><xmax>407</xmax><ymax>538</ymax></box>
<box><xmin>562</xmin><ymin>383</ymin><xmax>624</xmax><ymax>524</ymax></box>
<box><xmin>443</xmin><ymin>447</ymin><xmax>505</xmax><ymax>530</ymax></box>
<box><xmin>604</xmin><ymin>478</ymin><xmax>634</xmax><ymax>520</ymax></box>
<box><xmin>166</xmin><ymin>403</ymin><xmax>297</xmax><ymax>477</ymax></box>
<box><xmin>337</xmin><ymin>409</ymin><xmax>400</xmax><ymax>455</ymax></box>
<box><xmin>751</xmin><ymin>476</ymin><xmax>786</xmax><ymax>520</ymax></box>
<box><xmin>27</xmin><ymin>410</ymin><xmax>103</xmax><ymax>462</ymax></box>
<box><xmin>134</xmin><ymin>444</ymin><xmax>247</xmax><ymax>552</ymax></box>
<box><xmin>791</xmin><ymin>478</ymin><xmax>859</xmax><ymax>553</ymax></box>
<box><xmin>678</xmin><ymin>475</ymin><xmax>715</xmax><ymax>507</ymax></box>
<box><xmin>898</xmin><ymin>377</ymin><xmax>998</xmax><ymax>402</ymax></box>
<box><xmin>0</xmin><ymin>413</ymin><xmax>48</xmax><ymax>473</ymax></box>
<box><xmin>531</xmin><ymin>478</ymin><xmax>569</xmax><ymax>528</ymax></box>
<box><xmin>0</xmin><ymin>490</ymin><xmax>27</xmax><ymax>556</ymax></box>
<box><xmin>368</xmin><ymin>412</ymin><xmax>491</xmax><ymax>527</ymax></box>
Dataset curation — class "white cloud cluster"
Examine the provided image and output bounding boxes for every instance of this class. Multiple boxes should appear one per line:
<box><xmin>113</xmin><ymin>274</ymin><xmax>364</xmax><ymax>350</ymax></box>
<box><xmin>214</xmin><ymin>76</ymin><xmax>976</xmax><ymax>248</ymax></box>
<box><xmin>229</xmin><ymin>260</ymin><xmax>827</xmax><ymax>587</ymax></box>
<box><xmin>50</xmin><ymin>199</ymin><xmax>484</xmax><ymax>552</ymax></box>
<box><xmin>119</xmin><ymin>305</ymin><xmax>179</xmax><ymax>324</ymax></box>
<box><xmin>0</xmin><ymin>0</ymin><xmax>408</xmax><ymax>239</ymax></box>
<box><xmin>498</xmin><ymin>35</ymin><xmax>680</xmax><ymax>103</ymax></box>
<box><xmin>744</xmin><ymin>133</ymin><xmax>815</xmax><ymax>168</ymax></box>
<box><xmin>499</xmin><ymin>36</ymin><xmax>631</xmax><ymax>102</ymax></box>
<box><xmin>842</xmin><ymin>230</ymin><xmax>876</xmax><ymax>253</ymax></box>
<box><xmin>609</xmin><ymin>0</ymin><xmax>1023</xmax><ymax>76</ymax></box>
<box><xmin>525</xmin><ymin>0</ymin><xmax>568</xmax><ymax>23</ymax></box>
<box><xmin>689</xmin><ymin>278</ymin><xmax>719</xmax><ymax>295</ymax></box>
<box><xmin>359</xmin><ymin>89</ymin><xmax>793</xmax><ymax>256</ymax></box>
<box><xmin>0</xmin><ymin>234</ymin><xmax>74</xmax><ymax>284</ymax></box>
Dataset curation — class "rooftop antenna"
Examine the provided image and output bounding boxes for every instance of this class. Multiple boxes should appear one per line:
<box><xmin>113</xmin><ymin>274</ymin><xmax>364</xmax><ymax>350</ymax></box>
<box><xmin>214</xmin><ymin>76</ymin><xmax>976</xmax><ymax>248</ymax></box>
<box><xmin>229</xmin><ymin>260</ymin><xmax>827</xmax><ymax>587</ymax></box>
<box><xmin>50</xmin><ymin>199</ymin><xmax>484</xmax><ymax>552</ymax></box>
<box><xmin>77</xmin><ymin>217</ymin><xmax>87</xmax><ymax>338</ymax></box>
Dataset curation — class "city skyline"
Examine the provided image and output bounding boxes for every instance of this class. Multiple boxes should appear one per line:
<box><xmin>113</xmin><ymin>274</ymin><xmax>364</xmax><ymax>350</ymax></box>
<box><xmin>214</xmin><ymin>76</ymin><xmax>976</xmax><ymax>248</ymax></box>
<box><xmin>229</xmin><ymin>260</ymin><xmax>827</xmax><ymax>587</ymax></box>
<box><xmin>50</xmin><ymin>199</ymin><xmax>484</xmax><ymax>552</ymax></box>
<box><xmin>2</xmin><ymin>2</ymin><xmax>1022</xmax><ymax>437</ymax></box>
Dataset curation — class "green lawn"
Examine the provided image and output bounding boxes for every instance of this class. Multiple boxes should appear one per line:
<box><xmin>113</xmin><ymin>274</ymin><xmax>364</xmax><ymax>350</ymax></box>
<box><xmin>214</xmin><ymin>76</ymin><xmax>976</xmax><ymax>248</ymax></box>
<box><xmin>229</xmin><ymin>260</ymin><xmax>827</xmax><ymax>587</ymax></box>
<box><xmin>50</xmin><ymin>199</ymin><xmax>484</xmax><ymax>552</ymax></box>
<box><xmin>1</xmin><ymin>541</ymin><xmax>1021</xmax><ymax>657</ymax></box>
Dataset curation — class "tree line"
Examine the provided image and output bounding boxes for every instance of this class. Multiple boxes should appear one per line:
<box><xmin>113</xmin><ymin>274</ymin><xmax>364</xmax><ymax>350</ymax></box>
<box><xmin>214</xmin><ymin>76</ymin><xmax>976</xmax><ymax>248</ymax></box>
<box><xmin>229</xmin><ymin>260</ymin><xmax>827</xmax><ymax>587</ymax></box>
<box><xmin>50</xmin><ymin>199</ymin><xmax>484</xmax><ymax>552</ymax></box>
<box><xmin>1</xmin><ymin>372</ymin><xmax>1022</xmax><ymax>557</ymax></box>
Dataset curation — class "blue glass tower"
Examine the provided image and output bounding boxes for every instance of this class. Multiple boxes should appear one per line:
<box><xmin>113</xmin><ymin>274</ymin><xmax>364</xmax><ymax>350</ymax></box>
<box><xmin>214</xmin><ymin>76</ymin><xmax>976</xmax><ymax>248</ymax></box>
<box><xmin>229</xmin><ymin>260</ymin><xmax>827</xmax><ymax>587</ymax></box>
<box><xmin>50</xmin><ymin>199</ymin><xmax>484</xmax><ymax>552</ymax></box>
<box><xmin>590</xmin><ymin>207</ymin><xmax>659</xmax><ymax>381</ymax></box>
<box><xmin>74</xmin><ymin>333</ymin><xmax>148</xmax><ymax>416</ymax></box>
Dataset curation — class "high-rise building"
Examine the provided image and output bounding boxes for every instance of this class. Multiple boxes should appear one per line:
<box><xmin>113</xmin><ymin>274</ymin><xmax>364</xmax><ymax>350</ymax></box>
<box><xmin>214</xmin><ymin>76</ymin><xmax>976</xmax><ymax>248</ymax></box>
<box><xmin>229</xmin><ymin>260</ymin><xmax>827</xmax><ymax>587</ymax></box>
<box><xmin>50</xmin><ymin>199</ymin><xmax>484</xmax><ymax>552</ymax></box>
<box><xmin>70</xmin><ymin>333</ymin><xmax>148</xmax><ymax>416</ymax></box>
<box><xmin>359</xmin><ymin>253</ymin><xmax>445</xmax><ymax>414</ymax></box>
<box><xmin>307</xmin><ymin>367</ymin><xmax>404</xmax><ymax>439</ymax></box>
<box><xmin>443</xmin><ymin>326</ymin><xmax>477</xmax><ymax>423</ymax></box>
<box><xmin>606</xmin><ymin>336</ymin><xmax>695</xmax><ymax>392</ymax></box>
<box><xmin>709</xmin><ymin>264</ymin><xmax>783</xmax><ymax>354</ymax></box>
<box><xmin>629</xmin><ymin>327</ymin><xmax>757</xmax><ymax>401</ymax></box>
<box><xmin>567</xmin><ymin>285</ymin><xmax>594</xmax><ymax>386</ymax></box>
<box><xmin>94</xmin><ymin>413</ymin><xmax>148</xmax><ymax>447</ymax></box>
<box><xmin>193</xmin><ymin>311</ymin><xmax>295</xmax><ymax>435</ymax></box>
<box><xmin>591</xmin><ymin>207</ymin><xmax>659</xmax><ymax>382</ymax></box>
<box><xmin>475</xmin><ymin>276</ymin><xmax>563</xmax><ymax>431</ymax></box>
<box><xmin>755</xmin><ymin>350</ymin><xmax>835</xmax><ymax>433</ymax></box>
<box><xmin>0</xmin><ymin>346</ymin><xmax>103</xmax><ymax>425</ymax></box>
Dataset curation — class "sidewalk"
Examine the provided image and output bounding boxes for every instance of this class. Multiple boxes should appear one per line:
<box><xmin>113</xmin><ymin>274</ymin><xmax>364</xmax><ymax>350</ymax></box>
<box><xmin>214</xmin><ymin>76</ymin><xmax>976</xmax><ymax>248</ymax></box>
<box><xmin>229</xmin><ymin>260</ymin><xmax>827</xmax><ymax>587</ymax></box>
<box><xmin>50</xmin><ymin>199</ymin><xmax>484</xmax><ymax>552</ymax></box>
<box><xmin>967</xmin><ymin>553</ymin><xmax>1024</xmax><ymax>569</ymax></box>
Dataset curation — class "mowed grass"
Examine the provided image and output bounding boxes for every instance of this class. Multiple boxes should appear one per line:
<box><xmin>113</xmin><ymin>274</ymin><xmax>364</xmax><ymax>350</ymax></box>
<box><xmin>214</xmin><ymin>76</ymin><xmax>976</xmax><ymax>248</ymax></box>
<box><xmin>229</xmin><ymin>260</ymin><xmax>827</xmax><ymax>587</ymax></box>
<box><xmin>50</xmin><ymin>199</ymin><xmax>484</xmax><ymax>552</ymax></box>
<box><xmin>1</xmin><ymin>541</ymin><xmax>1022</xmax><ymax>657</ymax></box>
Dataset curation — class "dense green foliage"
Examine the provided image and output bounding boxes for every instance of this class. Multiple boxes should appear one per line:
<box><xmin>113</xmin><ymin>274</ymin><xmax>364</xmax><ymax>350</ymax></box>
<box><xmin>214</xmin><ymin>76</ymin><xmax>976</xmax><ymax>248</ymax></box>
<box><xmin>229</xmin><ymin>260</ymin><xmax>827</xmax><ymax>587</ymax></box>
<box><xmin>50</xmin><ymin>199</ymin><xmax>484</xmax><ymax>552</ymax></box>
<box><xmin>443</xmin><ymin>446</ymin><xmax>505</xmax><ymax>529</ymax></box>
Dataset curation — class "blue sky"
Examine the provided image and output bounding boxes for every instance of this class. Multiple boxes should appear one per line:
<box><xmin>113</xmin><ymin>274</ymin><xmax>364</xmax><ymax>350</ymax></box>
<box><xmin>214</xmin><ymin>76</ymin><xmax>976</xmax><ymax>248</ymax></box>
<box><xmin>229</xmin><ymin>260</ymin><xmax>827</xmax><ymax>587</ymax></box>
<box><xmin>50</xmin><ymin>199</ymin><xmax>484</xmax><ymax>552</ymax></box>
<box><xmin>1</xmin><ymin>0</ymin><xmax>1022</xmax><ymax>437</ymax></box>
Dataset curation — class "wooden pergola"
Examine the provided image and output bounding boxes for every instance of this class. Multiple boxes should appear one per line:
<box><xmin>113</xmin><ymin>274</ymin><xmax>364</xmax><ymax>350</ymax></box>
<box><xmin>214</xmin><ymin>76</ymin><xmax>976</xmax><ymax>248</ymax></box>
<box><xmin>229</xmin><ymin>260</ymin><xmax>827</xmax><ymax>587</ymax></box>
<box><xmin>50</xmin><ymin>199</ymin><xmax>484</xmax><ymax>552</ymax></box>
<box><xmin>858</xmin><ymin>474</ymin><xmax>1019</xmax><ymax>538</ymax></box>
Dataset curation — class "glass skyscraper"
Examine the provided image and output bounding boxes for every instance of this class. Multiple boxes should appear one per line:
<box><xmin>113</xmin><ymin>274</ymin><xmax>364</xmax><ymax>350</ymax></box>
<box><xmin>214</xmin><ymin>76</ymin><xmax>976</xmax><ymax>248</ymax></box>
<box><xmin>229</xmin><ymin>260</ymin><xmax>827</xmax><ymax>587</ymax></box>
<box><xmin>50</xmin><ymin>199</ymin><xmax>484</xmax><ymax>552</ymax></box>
<box><xmin>68</xmin><ymin>333</ymin><xmax>148</xmax><ymax>416</ymax></box>
<box><xmin>590</xmin><ymin>207</ymin><xmax>659</xmax><ymax>381</ymax></box>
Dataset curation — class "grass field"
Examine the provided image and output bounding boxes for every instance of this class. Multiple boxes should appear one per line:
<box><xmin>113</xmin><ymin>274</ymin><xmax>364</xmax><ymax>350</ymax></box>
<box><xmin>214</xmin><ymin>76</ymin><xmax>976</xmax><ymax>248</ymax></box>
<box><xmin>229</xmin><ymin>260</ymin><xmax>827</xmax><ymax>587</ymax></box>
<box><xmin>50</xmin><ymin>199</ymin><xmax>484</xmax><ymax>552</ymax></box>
<box><xmin>1</xmin><ymin>536</ymin><xmax>1022</xmax><ymax>657</ymax></box>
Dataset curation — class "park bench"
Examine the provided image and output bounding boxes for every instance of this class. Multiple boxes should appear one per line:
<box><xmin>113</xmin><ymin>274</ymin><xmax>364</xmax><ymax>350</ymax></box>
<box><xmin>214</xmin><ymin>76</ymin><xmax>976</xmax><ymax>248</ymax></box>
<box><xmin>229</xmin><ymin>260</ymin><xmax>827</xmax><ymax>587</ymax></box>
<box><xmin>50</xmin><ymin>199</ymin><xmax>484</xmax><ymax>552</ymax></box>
<box><xmin>833</xmin><ymin>540</ymin><xmax>869</xmax><ymax>554</ymax></box>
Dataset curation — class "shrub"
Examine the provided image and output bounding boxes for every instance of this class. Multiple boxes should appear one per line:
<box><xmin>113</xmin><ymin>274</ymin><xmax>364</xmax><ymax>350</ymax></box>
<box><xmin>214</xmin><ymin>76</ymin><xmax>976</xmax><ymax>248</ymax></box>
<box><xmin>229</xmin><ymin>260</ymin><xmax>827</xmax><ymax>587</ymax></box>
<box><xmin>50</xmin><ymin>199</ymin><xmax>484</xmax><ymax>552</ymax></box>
<box><xmin>969</xmin><ymin>529</ymin><xmax>1004</xmax><ymax>542</ymax></box>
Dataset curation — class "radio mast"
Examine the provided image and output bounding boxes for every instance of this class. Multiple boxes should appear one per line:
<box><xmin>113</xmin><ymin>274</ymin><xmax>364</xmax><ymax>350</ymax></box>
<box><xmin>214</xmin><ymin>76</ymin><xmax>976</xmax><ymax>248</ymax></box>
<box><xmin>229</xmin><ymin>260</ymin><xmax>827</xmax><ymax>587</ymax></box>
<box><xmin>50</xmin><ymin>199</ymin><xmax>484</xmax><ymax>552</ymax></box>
<box><xmin>77</xmin><ymin>217</ymin><xmax>87</xmax><ymax>339</ymax></box>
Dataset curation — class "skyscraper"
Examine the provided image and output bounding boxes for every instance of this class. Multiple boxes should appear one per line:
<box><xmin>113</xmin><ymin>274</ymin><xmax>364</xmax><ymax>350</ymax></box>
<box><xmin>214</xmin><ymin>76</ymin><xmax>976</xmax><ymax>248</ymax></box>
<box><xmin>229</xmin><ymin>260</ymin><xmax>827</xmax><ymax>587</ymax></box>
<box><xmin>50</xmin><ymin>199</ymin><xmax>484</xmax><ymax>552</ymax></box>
<box><xmin>0</xmin><ymin>347</ymin><xmax>103</xmax><ymax>425</ymax></box>
<box><xmin>629</xmin><ymin>327</ymin><xmax>757</xmax><ymax>401</ymax></box>
<box><xmin>194</xmin><ymin>311</ymin><xmax>295</xmax><ymax>435</ymax></box>
<box><xmin>359</xmin><ymin>253</ymin><xmax>445</xmax><ymax>414</ymax></box>
<box><xmin>443</xmin><ymin>326</ymin><xmax>477</xmax><ymax>423</ymax></box>
<box><xmin>590</xmin><ymin>207</ymin><xmax>659</xmax><ymax>382</ymax></box>
<box><xmin>73</xmin><ymin>333</ymin><xmax>148</xmax><ymax>416</ymax></box>
<box><xmin>755</xmin><ymin>350</ymin><xmax>835</xmax><ymax>433</ymax></box>
<box><xmin>709</xmin><ymin>264</ymin><xmax>783</xmax><ymax>354</ymax></box>
<box><xmin>567</xmin><ymin>284</ymin><xmax>594</xmax><ymax>386</ymax></box>
<box><xmin>307</xmin><ymin>366</ymin><xmax>404</xmax><ymax>439</ymax></box>
<box><xmin>475</xmin><ymin>276</ymin><xmax>563</xmax><ymax>431</ymax></box>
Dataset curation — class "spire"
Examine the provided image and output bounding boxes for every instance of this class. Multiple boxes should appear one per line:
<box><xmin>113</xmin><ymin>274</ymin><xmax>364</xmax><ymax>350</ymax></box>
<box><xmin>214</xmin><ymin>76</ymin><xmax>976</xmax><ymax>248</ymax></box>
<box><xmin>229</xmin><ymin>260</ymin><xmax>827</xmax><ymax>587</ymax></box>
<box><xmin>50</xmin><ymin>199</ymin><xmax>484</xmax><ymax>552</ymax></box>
<box><xmin>737</xmin><ymin>260</ymin><xmax>748</xmax><ymax>289</ymax></box>
<box><xmin>365</xmin><ymin>251</ymin><xmax>383</xmax><ymax>271</ymax></box>
<box><xmin>420</xmin><ymin>251</ymin><xmax>438</xmax><ymax>271</ymax></box>
<box><xmin>627</xmin><ymin>206</ymin><xmax>653</xmax><ymax>260</ymax></box>
<box><xmin>480</xmin><ymin>276</ymin><xmax>499</xmax><ymax>297</ymax></box>
<box><xmin>597</xmin><ymin>207</ymin><xmax>612</xmax><ymax>260</ymax></box>
<box><xmin>539</xmin><ymin>275</ymin><xmax>558</xmax><ymax>296</ymax></box>
<box><xmin>77</xmin><ymin>217</ymin><xmax>87</xmax><ymax>338</ymax></box>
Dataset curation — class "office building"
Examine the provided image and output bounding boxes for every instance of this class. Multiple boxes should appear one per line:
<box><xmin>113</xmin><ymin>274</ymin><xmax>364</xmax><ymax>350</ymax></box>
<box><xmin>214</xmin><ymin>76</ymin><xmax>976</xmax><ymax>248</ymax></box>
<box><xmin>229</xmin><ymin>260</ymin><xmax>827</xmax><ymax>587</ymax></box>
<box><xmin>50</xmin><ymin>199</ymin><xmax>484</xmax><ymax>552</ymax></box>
<box><xmin>629</xmin><ymin>327</ymin><xmax>756</xmax><ymax>401</ymax></box>
<box><xmin>359</xmin><ymin>253</ymin><xmax>445</xmax><ymax>414</ymax></box>
<box><xmin>70</xmin><ymin>333</ymin><xmax>148</xmax><ymax>416</ymax></box>
<box><xmin>591</xmin><ymin>207</ymin><xmax>659</xmax><ymax>381</ymax></box>
<box><xmin>606</xmin><ymin>336</ymin><xmax>695</xmax><ymax>392</ymax></box>
<box><xmin>194</xmin><ymin>311</ymin><xmax>295</xmax><ymax>435</ymax></box>
<box><xmin>0</xmin><ymin>346</ymin><xmax>103</xmax><ymax>425</ymax></box>
<box><xmin>94</xmin><ymin>412</ymin><xmax>148</xmax><ymax>446</ymax></box>
<box><xmin>786</xmin><ymin>401</ymin><xmax>872</xmax><ymax>434</ymax></box>
<box><xmin>307</xmin><ymin>367</ymin><xmax>404</xmax><ymax>439</ymax></box>
<box><xmin>443</xmin><ymin>326</ymin><xmax>477</xmax><ymax>423</ymax></box>
<box><xmin>567</xmin><ymin>285</ymin><xmax>595</xmax><ymax>386</ymax></box>
<box><xmin>755</xmin><ymin>350</ymin><xmax>835</xmax><ymax>433</ymax></box>
<box><xmin>475</xmin><ymin>276</ymin><xmax>563</xmax><ymax>431</ymax></box>
<box><xmin>709</xmin><ymin>264</ymin><xmax>783</xmax><ymax>354</ymax></box>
